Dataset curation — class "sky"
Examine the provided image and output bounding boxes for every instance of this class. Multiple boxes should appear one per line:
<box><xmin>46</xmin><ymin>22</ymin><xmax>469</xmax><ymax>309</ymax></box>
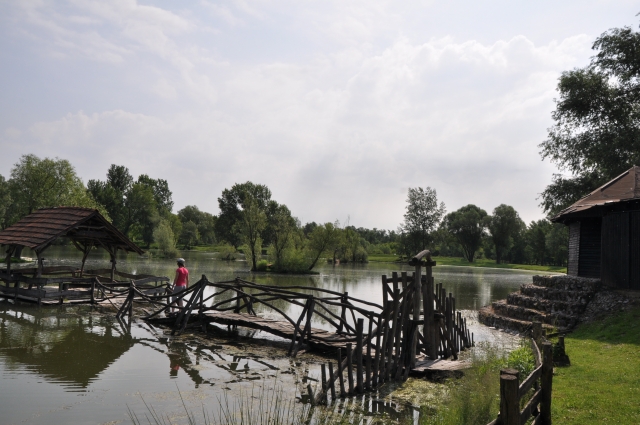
<box><xmin>0</xmin><ymin>1</ymin><xmax>638</xmax><ymax>230</ymax></box>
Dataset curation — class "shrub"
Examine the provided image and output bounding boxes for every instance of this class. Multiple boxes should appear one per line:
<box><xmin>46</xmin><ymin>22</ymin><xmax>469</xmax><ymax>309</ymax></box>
<box><xmin>506</xmin><ymin>344</ymin><xmax>535</xmax><ymax>377</ymax></box>
<box><xmin>218</xmin><ymin>244</ymin><xmax>237</xmax><ymax>261</ymax></box>
<box><xmin>256</xmin><ymin>259</ymin><xmax>268</xmax><ymax>271</ymax></box>
<box><xmin>153</xmin><ymin>219</ymin><xmax>179</xmax><ymax>257</ymax></box>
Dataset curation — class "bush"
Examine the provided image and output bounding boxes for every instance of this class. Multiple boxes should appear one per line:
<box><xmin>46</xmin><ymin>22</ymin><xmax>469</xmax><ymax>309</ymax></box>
<box><xmin>218</xmin><ymin>244</ymin><xmax>237</xmax><ymax>261</ymax></box>
<box><xmin>153</xmin><ymin>220</ymin><xmax>179</xmax><ymax>258</ymax></box>
<box><xmin>506</xmin><ymin>343</ymin><xmax>535</xmax><ymax>377</ymax></box>
<box><xmin>256</xmin><ymin>259</ymin><xmax>268</xmax><ymax>271</ymax></box>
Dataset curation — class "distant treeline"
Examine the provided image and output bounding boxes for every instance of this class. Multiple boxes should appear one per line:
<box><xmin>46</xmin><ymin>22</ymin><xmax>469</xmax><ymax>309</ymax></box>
<box><xmin>0</xmin><ymin>154</ymin><xmax>566</xmax><ymax>271</ymax></box>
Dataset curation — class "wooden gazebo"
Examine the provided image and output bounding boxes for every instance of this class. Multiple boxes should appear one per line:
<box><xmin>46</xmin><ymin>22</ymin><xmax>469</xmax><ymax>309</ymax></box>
<box><xmin>552</xmin><ymin>166</ymin><xmax>640</xmax><ymax>290</ymax></box>
<box><xmin>0</xmin><ymin>207</ymin><xmax>143</xmax><ymax>279</ymax></box>
<box><xmin>0</xmin><ymin>207</ymin><xmax>168</xmax><ymax>304</ymax></box>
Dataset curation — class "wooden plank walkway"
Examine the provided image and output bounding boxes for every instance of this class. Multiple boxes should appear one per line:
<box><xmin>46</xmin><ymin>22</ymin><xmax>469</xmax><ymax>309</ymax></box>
<box><xmin>201</xmin><ymin>310</ymin><xmax>358</xmax><ymax>351</ymax></box>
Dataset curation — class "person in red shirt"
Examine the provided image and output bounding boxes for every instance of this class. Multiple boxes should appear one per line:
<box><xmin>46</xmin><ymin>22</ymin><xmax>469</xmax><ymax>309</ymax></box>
<box><xmin>171</xmin><ymin>258</ymin><xmax>189</xmax><ymax>314</ymax></box>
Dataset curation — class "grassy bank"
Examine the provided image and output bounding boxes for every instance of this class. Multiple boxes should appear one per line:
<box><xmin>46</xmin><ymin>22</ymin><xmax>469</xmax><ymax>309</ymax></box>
<box><xmin>368</xmin><ymin>254</ymin><xmax>566</xmax><ymax>273</ymax></box>
<box><xmin>551</xmin><ymin>305</ymin><xmax>640</xmax><ymax>424</ymax></box>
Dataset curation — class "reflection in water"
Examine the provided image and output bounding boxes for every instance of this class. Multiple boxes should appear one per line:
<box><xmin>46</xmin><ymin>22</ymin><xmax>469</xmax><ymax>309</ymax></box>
<box><xmin>0</xmin><ymin>305</ymin><xmax>134</xmax><ymax>390</ymax></box>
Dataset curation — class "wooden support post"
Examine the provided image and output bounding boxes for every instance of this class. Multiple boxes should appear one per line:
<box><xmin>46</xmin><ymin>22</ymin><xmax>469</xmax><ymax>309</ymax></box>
<box><xmin>356</xmin><ymin>318</ymin><xmax>364</xmax><ymax>394</ymax></box>
<box><xmin>346</xmin><ymin>343</ymin><xmax>354</xmax><ymax>395</ymax></box>
<box><xmin>386</xmin><ymin>287</ymin><xmax>400</xmax><ymax>381</ymax></box>
<box><xmin>110</xmin><ymin>252</ymin><xmax>117</xmax><ymax>282</ymax></box>
<box><xmin>426</xmin><ymin>266</ymin><xmax>436</xmax><ymax>359</ymax></box>
<box><xmin>373</xmin><ymin>315</ymin><xmax>382</xmax><ymax>387</ymax></box>
<box><xmin>90</xmin><ymin>279</ymin><xmax>95</xmax><ymax>304</ymax></box>
<box><xmin>540</xmin><ymin>342</ymin><xmax>553</xmax><ymax>425</ymax></box>
<box><xmin>321</xmin><ymin>364</ymin><xmax>327</xmax><ymax>403</ymax></box>
<box><xmin>338</xmin><ymin>291</ymin><xmax>348</xmax><ymax>334</ymax></box>
<box><xmin>411</xmin><ymin>263</ymin><xmax>421</xmax><ymax>368</ymax></box>
<box><xmin>337</xmin><ymin>348</ymin><xmax>346</xmax><ymax>398</ymax></box>
<box><xmin>366</xmin><ymin>316</ymin><xmax>373</xmax><ymax>390</ymax></box>
<box><xmin>499</xmin><ymin>372</ymin><xmax>520</xmax><ymax>425</ymax></box>
<box><xmin>328</xmin><ymin>362</ymin><xmax>337</xmax><ymax>401</ymax></box>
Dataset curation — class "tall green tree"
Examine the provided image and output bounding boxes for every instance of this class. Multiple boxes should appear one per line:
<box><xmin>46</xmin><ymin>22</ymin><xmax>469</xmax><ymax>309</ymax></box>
<box><xmin>234</xmin><ymin>197</ymin><xmax>267</xmax><ymax>271</ymax></box>
<box><xmin>268</xmin><ymin>204</ymin><xmax>297</xmax><ymax>270</ymax></box>
<box><xmin>487</xmin><ymin>205</ymin><xmax>525</xmax><ymax>264</ymax></box>
<box><xmin>399</xmin><ymin>187</ymin><xmax>446</xmax><ymax>256</ymax></box>
<box><xmin>216</xmin><ymin>182</ymin><xmax>272</xmax><ymax>247</ymax></box>
<box><xmin>7</xmin><ymin>154</ymin><xmax>103</xmax><ymax>224</ymax></box>
<box><xmin>307</xmin><ymin>222</ymin><xmax>342</xmax><ymax>270</ymax></box>
<box><xmin>540</xmin><ymin>21</ymin><xmax>640</xmax><ymax>215</ymax></box>
<box><xmin>177</xmin><ymin>205</ymin><xmax>216</xmax><ymax>245</ymax></box>
<box><xmin>124</xmin><ymin>183</ymin><xmax>157</xmax><ymax>246</ymax></box>
<box><xmin>137</xmin><ymin>174</ymin><xmax>173</xmax><ymax>216</ymax></box>
<box><xmin>443</xmin><ymin>204</ymin><xmax>488</xmax><ymax>262</ymax></box>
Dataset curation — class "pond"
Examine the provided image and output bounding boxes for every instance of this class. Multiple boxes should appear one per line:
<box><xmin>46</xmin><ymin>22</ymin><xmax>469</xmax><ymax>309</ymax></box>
<box><xmin>0</xmin><ymin>248</ymin><xmax>559</xmax><ymax>425</ymax></box>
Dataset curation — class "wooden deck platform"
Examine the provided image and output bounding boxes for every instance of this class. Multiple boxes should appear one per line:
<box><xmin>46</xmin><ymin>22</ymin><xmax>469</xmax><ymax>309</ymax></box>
<box><xmin>201</xmin><ymin>310</ymin><xmax>358</xmax><ymax>351</ymax></box>
<box><xmin>196</xmin><ymin>311</ymin><xmax>469</xmax><ymax>374</ymax></box>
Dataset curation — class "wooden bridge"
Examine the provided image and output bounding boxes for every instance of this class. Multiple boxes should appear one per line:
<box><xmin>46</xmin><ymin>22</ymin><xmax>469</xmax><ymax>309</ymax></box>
<box><xmin>113</xmin><ymin>250</ymin><xmax>474</xmax><ymax>404</ymax></box>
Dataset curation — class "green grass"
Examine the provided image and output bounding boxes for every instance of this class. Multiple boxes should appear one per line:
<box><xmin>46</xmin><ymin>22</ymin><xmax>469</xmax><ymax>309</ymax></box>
<box><xmin>368</xmin><ymin>254</ymin><xmax>566</xmax><ymax>273</ymax></box>
<box><xmin>552</xmin><ymin>305</ymin><xmax>640</xmax><ymax>424</ymax></box>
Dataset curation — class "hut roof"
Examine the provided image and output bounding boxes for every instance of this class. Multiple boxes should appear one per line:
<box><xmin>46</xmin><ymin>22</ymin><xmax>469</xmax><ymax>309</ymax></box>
<box><xmin>552</xmin><ymin>166</ymin><xmax>640</xmax><ymax>222</ymax></box>
<box><xmin>0</xmin><ymin>207</ymin><xmax>143</xmax><ymax>254</ymax></box>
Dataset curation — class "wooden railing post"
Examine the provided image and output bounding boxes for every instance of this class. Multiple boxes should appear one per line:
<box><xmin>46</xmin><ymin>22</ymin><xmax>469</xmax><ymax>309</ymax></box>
<box><xmin>540</xmin><ymin>341</ymin><xmax>554</xmax><ymax>425</ymax></box>
<box><xmin>532</xmin><ymin>320</ymin><xmax>542</xmax><ymax>344</ymax></box>
<box><xmin>499</xmin><ymin>371</ymin><xmax>520</xmax><ymax>425</ymax></box>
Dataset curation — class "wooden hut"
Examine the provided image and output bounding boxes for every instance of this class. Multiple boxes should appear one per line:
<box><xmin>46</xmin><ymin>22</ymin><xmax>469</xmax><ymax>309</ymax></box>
<box><xmin>552</xmin><ymin>166</ymin><xmax>640</xmax><ymax>290</ymax></box>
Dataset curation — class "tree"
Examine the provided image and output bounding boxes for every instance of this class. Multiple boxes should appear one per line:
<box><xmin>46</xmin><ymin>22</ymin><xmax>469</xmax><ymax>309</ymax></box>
<box><xmin>0</xmin><ymin>175</ymin><xmax>12</xmax><ymax>229</ymax></box>
<box><xmin>107</xmin><ymin>165</ymin><xmax>133</xmax><ymax>194</ymax></box>
<box><xmin>179</xmin><ymin>221</ymin><xmax>199</xmax><ymax>249</ymax></box>
<box><xmin>487</xmin><ymin>205</ymin><xmax>525</xmax><ymax>264</ymax></box>
<box><xmin>526</xmin><ymin>220</ymin><xmax>550</xmax><ymax>265</ymax></box>
<box><xmin>7</xmin><ymin>154</ymin><xmax>103</xmax><ymax>224</ymax></box>
<box><xmin>268</xmin><ymin>204</ymin><xmax>297</xmax><ymax>270</ymax></box>
<box><xmin>216</xmin><ymin>182</ymin><xmax>272</xmax><ymax>247</ymax></box>
<box><xmin>443</xmin><ymin>204</ymin><xmax>488</xmax><ymax>262</ymax></box>
<box><xmin>153</xmin><ymin>219</ymin><xmax>179</xmax><ymax>257</ymax></box>
<box><xmin>307</xmin><ymin>222</ymin><xmax>341</xmax><ymax>270</ymax></box>
<box><xmin>137</xmin><ymin>174</ymin><xmax>173</xmax><ymax>216</ymax></box>
<box><xmin>235</xmin><ymin>197</ymin><xmax>266</xmax><ymax>271</ymax></box>
<box><xmin>540</xmin><ymin>21</ymin><xmax>640</xmax><ymax>215</ymax></box>
<box><xmin>177</xmin><ymin>205</ymin><xmax>216</xmax><ymax>245</ymax></box>
<box><xmin>124</xmin><ymin>183</ymin><xmax>157</xmax><ymax>246</ymax></box>
<box><xmin>399</xmin><ymin>187</ymin><xmax>446</xmax><ymax>256</ymax></box>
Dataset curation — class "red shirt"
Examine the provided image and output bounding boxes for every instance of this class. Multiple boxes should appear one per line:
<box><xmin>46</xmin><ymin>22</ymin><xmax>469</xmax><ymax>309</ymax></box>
<box><xmin>175</xmin><ymin>267</ymin><xmax>189</xmax><ymax>286</ymax></box>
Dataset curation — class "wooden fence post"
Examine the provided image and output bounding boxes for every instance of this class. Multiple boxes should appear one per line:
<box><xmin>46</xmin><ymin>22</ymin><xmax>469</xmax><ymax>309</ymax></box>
<box><xmin>499</xmin><ymin>372</ymin><xmax>520</xmax><ymax>425</ymax></box>
<box><xmin>532</xmin><ymin>321</ymin><xmax>542</xmax><ymax>344</ymax></box>
<box><xmin>540</xmin><ymin>341</ymin><xmax>554</xmax><ymax>425</ymax></box>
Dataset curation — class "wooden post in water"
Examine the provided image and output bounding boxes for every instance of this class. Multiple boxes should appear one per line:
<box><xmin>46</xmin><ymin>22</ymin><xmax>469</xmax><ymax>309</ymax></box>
<box><xmin>337</xmin><ymin>348</ymin><xmax>346</xmax><ymax>398</ymax></box>
<box><xmin>411</xmin><ymin>261</ymin><xmax>421</xmax><ymax>368</ymax></box>
<box><xmin>346</xmin><ymin>343</ymin><xmax>355</xmax><ymax>395</ymax></box>
<box><xmin>366</xmin><ymin>316</ymin><xmax>373</xmax><ymax>390</ymax></box>
<box><xmin>328</xmin><ymin>362</ymin><xmax>337</xmax><ymax>401</ymax></box>
<box><xmin>356</xmin><ymin>318</ymin><xmax>364</xmax><ymax>393</ymax></box>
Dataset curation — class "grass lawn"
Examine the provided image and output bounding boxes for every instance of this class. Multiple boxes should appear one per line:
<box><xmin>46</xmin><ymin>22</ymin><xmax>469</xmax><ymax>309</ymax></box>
<box><xmin>552</xmin><ymin>305</ymin><xmax>640</xmax><ymax>424</ymax></box>
<box><xmin>368</xmin><ymin>254</ymin><xmax>566</xmax><ymax>273</ymax></box>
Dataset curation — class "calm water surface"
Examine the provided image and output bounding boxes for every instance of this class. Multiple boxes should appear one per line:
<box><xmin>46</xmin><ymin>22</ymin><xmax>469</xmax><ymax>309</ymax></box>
<box><xmin>0</xmin><ymin>248</ymin><xmax>559</xmax><ymax>424</ymax></box>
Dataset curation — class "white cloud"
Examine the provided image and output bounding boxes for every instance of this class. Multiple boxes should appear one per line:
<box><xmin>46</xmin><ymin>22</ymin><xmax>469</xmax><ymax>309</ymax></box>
<box><xmin>1</xmin><ymin>0</ymin><xmax>630</xmax><ymax>228</ymax></box>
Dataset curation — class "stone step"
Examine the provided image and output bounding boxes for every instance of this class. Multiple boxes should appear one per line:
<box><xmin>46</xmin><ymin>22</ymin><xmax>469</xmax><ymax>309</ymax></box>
<box><xmin>507</xmin><ymin>292</ymin><xmax>588</xmax><ymax>316</ymax></box>
<box><xmin>491</xmin><ymin>299</ymin><xmax>578</xmax><ymax>329</ymax></box>
<box><xmin>519</xmin><ymin>284</ymin><xmax>596</xmax><ymax>303</ymax></box>
<box><xmin>532</xmin><ymin>275</ymin><xmax>601</xmax><ymax>292</ymax></box>
<box><xmin>478</xmin><ymin>305</ymin><xmax>554</xmax><ymax>334</ymax></box>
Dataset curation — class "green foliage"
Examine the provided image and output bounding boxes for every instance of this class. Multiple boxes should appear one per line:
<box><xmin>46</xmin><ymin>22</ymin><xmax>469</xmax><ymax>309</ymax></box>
<box><xmin>234</xmin><ymin>197</ymin><xmax>267</xmax><ymax>271</ymax></box>
<box><xmin>217</xmin><ymin>244</ymin><xmax>237</xmax><ymax>260</ymax></box>
<box><xmin>267</xmin><ymin>204</ymin><xmax>297</xmax><ymax>270</ymax></box>
<box><xmin>153</xmin><ymin>219</ymin><xmax>179</xmax><ymax>257</ymax></box>
<box><xmin>506</xmin><ymin>344</ymin><xmax>535</xmax><ymax>378</ymax></box>
<box><xmin>306</xmin><ymin>221</ymin><xmax>342</xmax><ymax>270</ymax></box>
<box><xmin>399</xmin><ymin>187</ymin><xmax>446</xmax><ymax>257</ymax></box>
<box><xmin>256</xmin><ymin>259</ymin><xmax>268</xmax><ymax>271</ymax></box>
<box><xmin>215</xmin><ymin>181</ymin><xmax>273</xmax><ymax>248</ymax></box>
<box><xmin>0</xmin><ymin>175</ymin><xmax>12</xmax><ymax>229</ymax></box>
<box><xmin>178</xmin><ymin>205</ymin><xmax>217</xmax><ymax>245</ymax></box>
<box><xmin>442</xmin><ymin>205</ymin><xmax>488</xmax><ymax>262</ymax></box>
<box><xmin>180</xmin><ymin>221</ymin><xmax>199</xmax><ymax>249</ymax></box>
<box><xmin>125</xmin><ymin>183</ymin><xmax>158</xmax><ymax>247</ymax></box>
<box><xmin>487</xmin><ymin>204</ymin><xmax>525</xmax><ymax>264</ymax></box>
<box><xmin>540</xmin><ymin>21</ymin><xmax>640</xmax><ymax>215</ymax></box>
<box><xmin>7</xmin><ymin>154</ymin><xmax>107</xmax><ymax>225</ymax></box>
<box><xmin>420</xmin><ymin>344</ymin><xmax>504</xmax><ymax>425</ymax></box>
